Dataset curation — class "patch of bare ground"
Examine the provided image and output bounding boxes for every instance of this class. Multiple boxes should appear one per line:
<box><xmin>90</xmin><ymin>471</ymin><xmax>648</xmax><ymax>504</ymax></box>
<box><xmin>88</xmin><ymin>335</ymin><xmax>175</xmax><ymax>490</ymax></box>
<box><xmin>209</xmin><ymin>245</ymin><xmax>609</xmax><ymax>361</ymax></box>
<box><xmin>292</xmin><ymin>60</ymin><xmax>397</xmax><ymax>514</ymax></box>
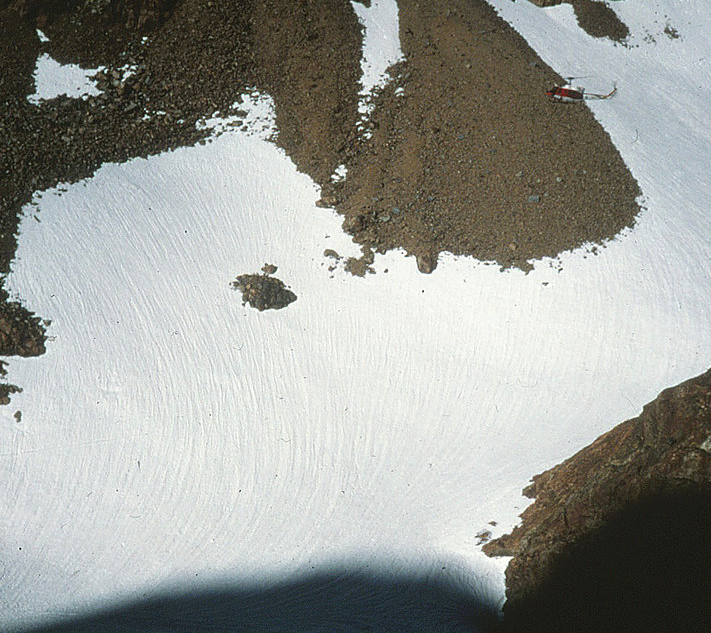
<box><xmin>232</xmin><ymin>264</ymin><xmax>297</xmax><ymax>311</ymax></box>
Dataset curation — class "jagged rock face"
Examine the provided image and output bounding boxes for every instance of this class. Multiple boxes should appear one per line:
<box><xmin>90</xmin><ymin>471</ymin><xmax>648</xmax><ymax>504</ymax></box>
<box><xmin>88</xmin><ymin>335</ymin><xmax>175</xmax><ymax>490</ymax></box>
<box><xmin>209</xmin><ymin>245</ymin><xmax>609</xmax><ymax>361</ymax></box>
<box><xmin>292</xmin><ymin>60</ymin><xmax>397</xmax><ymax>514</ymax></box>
<box><xmin>484</xmin><ymin>368</ymin><xmax>711</xmax><ymax>629</ymax></box>
<box><xmin>2</xmin><ymin>0</ymin><xmax>178</xmax><ymax>31</ymax></box>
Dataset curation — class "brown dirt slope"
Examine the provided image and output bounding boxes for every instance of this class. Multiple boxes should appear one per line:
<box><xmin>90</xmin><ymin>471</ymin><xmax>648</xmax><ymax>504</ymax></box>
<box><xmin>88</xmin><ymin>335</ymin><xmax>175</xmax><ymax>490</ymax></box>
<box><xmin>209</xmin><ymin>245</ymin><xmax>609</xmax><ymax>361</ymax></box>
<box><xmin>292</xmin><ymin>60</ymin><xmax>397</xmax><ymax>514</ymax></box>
<box><xmin>484</xmin><ymin>367</ymin><xmax>711</xmax><ymax>631</ymax></box>
<box><xmin>327</xmin><ymin>0</ymin><xmax>640</xmax><ymax>271</ymax></box>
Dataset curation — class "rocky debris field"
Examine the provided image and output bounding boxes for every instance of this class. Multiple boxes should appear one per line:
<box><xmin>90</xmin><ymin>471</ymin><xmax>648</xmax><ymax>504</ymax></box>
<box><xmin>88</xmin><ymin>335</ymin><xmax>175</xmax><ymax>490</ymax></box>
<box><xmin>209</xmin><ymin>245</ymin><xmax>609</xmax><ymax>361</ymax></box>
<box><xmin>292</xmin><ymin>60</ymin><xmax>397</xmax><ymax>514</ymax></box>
<box><xmin>484</xmin><ymin>367</ymin><xmax>711</xmax><ymax>632</ymax></box>
<box><xmin>327</xmin><ymin>0</ymin><xmax>640</xmax><ymax>272</ymax></box>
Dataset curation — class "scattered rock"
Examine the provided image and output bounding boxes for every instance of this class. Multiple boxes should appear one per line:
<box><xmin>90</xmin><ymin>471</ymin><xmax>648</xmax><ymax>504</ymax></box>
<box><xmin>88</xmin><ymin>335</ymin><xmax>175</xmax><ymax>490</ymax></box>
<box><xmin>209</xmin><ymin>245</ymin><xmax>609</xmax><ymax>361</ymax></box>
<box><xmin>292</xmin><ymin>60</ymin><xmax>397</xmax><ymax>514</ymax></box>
<box><xmin>0</xmin><ymin>301</ymin><xmax>46</xmax><ymax>357</ymax></box>
<box><xmin>315</xmin><ymin>194</ymin><xmax>337</xmax><ymax>208</ymax></box>
<box><xmin>261</xmin><ymin>263</ymin><xmax>278</xmax><ymax>275</ymax></box>
<box><xmin>344</xmin><ymin>256</ymin><xmax>373</xmax><ymax>277</ymax></box>
<box><xmin>475</xmin><ymin>529</ymin><xmax>492</xmax><ymax>545</ymax></box>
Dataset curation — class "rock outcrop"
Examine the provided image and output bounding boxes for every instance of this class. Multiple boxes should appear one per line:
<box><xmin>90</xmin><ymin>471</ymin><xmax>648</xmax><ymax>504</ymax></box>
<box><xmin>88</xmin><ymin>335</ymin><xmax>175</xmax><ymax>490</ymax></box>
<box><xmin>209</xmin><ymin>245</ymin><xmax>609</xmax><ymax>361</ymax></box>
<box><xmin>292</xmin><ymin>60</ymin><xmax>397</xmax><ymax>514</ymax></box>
<box><xmin>485</xmin><ymin>367</ymin><xmax>711</xmax><ymax>631</ymax></box>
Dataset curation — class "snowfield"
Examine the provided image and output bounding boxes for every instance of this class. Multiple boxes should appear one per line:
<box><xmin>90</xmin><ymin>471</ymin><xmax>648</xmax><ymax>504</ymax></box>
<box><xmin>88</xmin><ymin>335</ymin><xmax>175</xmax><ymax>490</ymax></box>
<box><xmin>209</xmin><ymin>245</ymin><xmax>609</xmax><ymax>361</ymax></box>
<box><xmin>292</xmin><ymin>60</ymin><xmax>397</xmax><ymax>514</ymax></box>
<box><xmin>2</xmin><ymin>1</ymin><xmax>711</xmax><ymax>630</ymax></box>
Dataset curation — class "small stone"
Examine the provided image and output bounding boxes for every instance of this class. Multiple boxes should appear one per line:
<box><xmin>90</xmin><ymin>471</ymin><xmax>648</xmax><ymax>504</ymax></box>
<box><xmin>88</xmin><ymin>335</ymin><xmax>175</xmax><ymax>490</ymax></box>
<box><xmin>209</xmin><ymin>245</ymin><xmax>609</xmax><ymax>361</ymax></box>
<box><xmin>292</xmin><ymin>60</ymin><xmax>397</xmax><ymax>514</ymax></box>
<box><xmin>315</xmin><ymin>194</ymin><xmax>337</xmax><ymax>208</ymax></box>
<box><xmin>516</xmin><ymin>170</ymin><xmax>524</xmax><ymax>178</ymax></box>
<box><xmin>476</xmin><ymin>529</ymin><xmax>492</xmax><ymax>545</ymax></box>
<box><xmin>323</xmin><ymin>249</ymin><xmax>340</xmax><ymax>259</ymax></box>
<box><xmin>527</xmin><ymin>194</ymin><xmax>540</xmax><ymax>203</ymax></box>
<box><xmin>509</xmin><ymin>242</ymin><xmax>517</xmax><ymax>251</ymax></box>
<box><xmin>14</xmin><ymin>410</ymin><xmax>21</xmax><ymax>423</ymax></box>
<box><xmin>379</xmin><ymin>213</ymin><xmax>391</xmax><ymax>222</ymax></box>
<box><xmin>416</xmin><ymin>252</ymin><xmax>438</xmax><ymax>274</ymax></box>
<box><xmin>261</xmin><ymin>263</ymin><xmax>277</xmax><ymax>275</ymax></box>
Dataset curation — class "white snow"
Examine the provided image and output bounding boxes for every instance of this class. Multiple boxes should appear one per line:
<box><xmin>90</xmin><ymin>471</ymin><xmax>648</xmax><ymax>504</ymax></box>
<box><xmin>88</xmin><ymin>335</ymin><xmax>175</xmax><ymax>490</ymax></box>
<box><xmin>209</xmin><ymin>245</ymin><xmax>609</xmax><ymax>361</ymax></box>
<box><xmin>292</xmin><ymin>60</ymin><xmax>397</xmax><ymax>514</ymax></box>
<box><xmin>351</xmin><ymin>0</ymin><xmax>403</xmax><ymax>121</ymax></box>
<box><xmin>351</xmin><ymin>0</ymin><xmax>403</xmax><ymax>99</ymax></box>
<box><xmin>3</xmin><ymin>0</ymin><xmax>711</xmax><ymax>630</ymax></box>
<box><xmin>28</xmin><ymin>53</ymin><xmax>101</xmax><ymax>104</ymax></box>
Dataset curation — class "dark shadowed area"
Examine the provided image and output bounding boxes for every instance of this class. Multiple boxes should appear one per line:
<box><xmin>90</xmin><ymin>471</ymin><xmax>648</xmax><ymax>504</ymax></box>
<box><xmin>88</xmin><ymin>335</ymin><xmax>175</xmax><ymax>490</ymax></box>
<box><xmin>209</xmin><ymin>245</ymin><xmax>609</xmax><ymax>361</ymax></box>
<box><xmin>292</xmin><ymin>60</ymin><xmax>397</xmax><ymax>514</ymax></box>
<box><xmin>497</xmin><ymin>487</ymin><xmax>711</xmax><ymax>632</ymax></box>
<box><xmin>16</xmin><ymin>568</ymin><xmax>501</xmax><ymax>633</ymax></box>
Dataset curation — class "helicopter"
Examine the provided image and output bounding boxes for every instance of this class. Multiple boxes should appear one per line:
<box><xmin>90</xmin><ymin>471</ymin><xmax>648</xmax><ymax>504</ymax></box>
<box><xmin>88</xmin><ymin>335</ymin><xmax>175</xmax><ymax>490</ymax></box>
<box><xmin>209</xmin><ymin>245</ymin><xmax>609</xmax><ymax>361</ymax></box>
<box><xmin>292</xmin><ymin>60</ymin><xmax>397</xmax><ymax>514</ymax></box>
<box><xmin>545</xmin><ymin>77</ymin><xmax>617</xmax><ymax>103</ymax></box>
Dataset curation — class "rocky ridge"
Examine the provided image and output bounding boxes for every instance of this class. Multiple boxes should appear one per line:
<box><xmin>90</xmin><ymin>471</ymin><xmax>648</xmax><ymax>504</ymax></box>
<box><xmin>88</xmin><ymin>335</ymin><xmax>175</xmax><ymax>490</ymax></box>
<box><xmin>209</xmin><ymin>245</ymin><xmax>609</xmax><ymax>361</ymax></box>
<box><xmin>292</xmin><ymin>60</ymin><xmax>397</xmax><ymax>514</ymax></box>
<box><xmin>484</xmin><ymin>367</ymin><xmax>711</xmax><ymax>631</ymax></box>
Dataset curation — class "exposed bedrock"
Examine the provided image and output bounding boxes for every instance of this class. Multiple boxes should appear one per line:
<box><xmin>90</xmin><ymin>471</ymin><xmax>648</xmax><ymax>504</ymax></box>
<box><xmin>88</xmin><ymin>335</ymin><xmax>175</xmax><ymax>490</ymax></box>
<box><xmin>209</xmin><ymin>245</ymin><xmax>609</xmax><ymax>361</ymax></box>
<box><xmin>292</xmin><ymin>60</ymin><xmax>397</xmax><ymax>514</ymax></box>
<box><xmin>485</xmin><ymin>367</ymin><xmax>711</xmax><ymax>632</ymax></box>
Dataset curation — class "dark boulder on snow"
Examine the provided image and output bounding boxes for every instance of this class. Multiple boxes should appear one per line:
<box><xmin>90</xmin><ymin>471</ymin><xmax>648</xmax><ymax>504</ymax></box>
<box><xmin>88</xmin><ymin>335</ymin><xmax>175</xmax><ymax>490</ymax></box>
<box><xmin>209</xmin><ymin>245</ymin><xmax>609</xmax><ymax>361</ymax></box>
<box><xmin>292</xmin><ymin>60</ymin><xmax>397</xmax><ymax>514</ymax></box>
<box><xmin>232</xmin><ymin>272</ymin><xmax>297</xmax><ymax>312</ymax></box>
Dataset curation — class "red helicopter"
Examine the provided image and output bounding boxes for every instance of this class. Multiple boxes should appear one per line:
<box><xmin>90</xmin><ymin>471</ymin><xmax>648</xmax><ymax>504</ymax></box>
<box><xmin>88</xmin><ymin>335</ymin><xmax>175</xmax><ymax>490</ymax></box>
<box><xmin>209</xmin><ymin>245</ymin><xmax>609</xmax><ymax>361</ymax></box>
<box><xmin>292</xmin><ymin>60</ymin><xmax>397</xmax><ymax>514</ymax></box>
<box><xmin>545</xmin><ymin>78</ymin><xmax>617</xmax><ymax>103</ymax></box>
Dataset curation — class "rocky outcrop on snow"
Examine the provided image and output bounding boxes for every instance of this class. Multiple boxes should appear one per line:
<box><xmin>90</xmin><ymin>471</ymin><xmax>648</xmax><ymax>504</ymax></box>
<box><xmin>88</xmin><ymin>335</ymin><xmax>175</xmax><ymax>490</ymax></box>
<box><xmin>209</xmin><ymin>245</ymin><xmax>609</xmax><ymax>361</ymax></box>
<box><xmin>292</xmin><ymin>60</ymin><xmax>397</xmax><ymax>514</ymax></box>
<box><xmin>526</xmin><ymin>0</ymin><xmax>629</xmax><ymax>41</ymax></box>
<box><xmin>484</xmin><ymin>367</ymin><xmax>711</xmax><ymax>631</ymax></box>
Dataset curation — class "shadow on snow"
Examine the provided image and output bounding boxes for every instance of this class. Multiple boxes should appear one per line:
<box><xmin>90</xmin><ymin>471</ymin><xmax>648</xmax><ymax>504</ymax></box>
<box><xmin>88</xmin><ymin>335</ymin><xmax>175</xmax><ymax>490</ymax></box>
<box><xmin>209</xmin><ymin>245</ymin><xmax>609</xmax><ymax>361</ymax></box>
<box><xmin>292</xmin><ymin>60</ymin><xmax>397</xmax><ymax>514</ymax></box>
<box><xmin>19</xmin><ymin>566</ymin><xmax>501</xmax><ymax>633</ymax></box>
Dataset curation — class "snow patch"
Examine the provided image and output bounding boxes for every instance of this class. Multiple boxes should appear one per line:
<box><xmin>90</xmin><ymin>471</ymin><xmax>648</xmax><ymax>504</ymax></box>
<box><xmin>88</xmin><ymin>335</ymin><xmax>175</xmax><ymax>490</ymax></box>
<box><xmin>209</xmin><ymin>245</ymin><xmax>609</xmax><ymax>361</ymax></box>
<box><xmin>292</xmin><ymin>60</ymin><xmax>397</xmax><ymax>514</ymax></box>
<box><xmin>3</xmin><ymin>1</ymin><xmax>711</xmax><ymax>629</ymax></box>
<box><xmin>197</xmin><ymin>91</ymin><xmax>276</xmax><ymax>140</ymax></box>
<box><xmin>28</xmin><ymin>53</ymin><xmax>101</xmax><ymax>103</ymax></box>
<box><xmin>351</xmin><ymin>0</ymin><xmax>404</xmax><ymax>137</ymax></box>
